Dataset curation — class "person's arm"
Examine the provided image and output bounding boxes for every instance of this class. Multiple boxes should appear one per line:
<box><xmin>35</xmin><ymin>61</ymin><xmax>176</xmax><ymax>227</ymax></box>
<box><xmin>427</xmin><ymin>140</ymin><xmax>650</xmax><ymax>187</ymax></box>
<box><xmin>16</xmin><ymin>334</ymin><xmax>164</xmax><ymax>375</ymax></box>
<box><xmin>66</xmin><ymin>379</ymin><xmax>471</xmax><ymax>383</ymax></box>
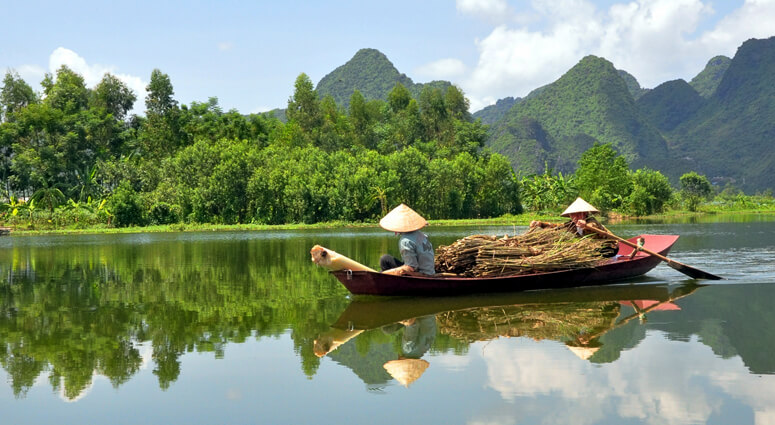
<box><xmin>530</xmin><ymin>220</ymin><xmax>562</xmax><ymax>228</ymax></box>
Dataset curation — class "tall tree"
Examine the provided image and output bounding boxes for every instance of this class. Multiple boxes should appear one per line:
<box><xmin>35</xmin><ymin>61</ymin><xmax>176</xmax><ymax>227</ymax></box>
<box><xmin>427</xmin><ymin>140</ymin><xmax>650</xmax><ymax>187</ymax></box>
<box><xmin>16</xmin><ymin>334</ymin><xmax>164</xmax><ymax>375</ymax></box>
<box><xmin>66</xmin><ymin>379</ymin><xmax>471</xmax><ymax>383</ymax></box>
<box><xmin>141</xmin><ymin>69</ymin><xmax>181</xmax><ymax>157</ymax></box>
<box><xmin>145</xmin><ymin>69</ymin><xmax>177</xmax><ymax>115</ymax></box>
<box><xmin>44</xmin><ymin>66</ymin><xmax>89</xmax><ymax>114</ymax></box>
<box><xmin>574</xmin><ymin>143</ymin><xmax>633</xmax><ymax>210</ymax></box>
<box><xmin>91</xmin><ymin>73</ymin><xmax>136</xmax><ymax>120</ymax></box>
<box><xmin>1</xmin><ymin>70</ymin><xmax>37</xmax><ymax>122</ymax></box>
<box><xmin>286</xmin><ymin>73</ymin><xmax>322</xmax><ymax>145</ymax></box>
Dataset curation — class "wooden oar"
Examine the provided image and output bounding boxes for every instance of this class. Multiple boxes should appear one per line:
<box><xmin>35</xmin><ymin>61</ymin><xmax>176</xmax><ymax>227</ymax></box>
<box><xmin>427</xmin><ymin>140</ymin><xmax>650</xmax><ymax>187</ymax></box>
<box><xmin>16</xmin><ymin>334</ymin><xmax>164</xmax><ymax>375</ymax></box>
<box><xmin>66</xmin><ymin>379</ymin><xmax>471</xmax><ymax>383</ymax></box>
<box><xmin>582</xmin><ymin>225</ymin><xmax>723</xmax><ymax>280</ymax></box>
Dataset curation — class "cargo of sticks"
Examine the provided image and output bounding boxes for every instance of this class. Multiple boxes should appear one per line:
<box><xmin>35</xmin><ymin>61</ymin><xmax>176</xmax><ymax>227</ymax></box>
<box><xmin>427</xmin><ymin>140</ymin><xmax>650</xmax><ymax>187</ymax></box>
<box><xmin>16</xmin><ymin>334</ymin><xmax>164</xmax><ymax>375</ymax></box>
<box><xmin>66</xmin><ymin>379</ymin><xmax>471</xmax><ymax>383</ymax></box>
<box><xmin>434</xmin><ymin>226</ymin><xmax>611</xmax><ymax>277</ymax></box>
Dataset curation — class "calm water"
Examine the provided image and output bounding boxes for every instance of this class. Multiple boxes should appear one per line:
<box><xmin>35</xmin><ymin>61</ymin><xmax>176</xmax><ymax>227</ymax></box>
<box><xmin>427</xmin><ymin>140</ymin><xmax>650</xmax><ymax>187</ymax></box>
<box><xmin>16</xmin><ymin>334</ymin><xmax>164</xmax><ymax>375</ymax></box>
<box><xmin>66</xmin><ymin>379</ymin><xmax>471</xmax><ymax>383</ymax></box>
<box><xmin>1</xmin><ymin>216</ymin><xmax>775</xmax><ymax>425</ymax></box>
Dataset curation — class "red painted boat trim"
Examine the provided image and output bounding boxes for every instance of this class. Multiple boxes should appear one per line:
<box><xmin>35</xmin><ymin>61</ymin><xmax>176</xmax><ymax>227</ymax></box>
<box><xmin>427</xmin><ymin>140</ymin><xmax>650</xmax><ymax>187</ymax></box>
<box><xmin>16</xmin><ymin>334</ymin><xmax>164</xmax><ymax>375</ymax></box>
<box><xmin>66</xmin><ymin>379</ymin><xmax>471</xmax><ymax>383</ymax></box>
<box><xmin>331</xmin><ymin>234</ymin><xmax>679</xmax><ymax>296</ymax></box>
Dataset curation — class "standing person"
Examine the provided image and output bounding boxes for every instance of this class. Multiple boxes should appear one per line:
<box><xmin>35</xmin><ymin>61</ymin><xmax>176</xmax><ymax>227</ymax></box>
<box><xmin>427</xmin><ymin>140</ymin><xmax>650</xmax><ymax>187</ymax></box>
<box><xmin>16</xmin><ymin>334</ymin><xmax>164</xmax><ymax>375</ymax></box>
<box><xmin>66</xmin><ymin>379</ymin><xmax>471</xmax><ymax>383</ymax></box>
<box><xmin>379</xmin><ymin>204</ymin><xmax>436</xmax><ymax>276</ymax></box>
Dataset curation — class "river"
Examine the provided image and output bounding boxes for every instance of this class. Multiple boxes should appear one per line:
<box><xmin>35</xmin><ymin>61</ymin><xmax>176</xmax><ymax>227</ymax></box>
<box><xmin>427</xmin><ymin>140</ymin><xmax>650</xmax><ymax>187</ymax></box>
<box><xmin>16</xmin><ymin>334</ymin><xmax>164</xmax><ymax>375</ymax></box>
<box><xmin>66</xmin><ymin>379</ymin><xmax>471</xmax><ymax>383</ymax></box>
<box><xmin>1</xmin><ymin>216</ymin><xmax>774</xmax><ymax>424</ymax></box>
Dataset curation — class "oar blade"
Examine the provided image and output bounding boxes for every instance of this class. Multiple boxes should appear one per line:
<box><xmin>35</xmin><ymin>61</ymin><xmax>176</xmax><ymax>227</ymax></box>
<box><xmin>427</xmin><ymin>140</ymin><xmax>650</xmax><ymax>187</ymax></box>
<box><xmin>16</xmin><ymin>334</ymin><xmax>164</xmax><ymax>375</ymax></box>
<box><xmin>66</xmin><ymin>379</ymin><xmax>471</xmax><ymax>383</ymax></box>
<box><xmin>666</xmin><ymin>261</ymin><xmax>723</xmax><ymax>280</ymax></box>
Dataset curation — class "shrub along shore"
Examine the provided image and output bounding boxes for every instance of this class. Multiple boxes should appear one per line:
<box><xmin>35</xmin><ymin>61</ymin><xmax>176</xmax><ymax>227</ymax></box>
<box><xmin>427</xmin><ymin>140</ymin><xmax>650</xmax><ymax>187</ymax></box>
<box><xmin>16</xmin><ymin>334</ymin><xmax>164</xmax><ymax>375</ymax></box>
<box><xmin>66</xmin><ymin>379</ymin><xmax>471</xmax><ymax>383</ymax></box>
<box><xmin>5</xmin><ymin>208</ymin><xmax>774</xmax><ymax>236</ymax></box>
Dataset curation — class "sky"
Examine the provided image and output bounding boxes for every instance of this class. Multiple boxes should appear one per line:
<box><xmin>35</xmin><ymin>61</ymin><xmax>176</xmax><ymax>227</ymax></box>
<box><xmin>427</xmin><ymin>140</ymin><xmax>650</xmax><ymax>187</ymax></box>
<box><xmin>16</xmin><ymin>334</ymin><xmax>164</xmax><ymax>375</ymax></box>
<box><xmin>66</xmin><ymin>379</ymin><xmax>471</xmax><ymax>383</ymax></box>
<box><xmin>2</xmin><ymin>0</ymin><xmax>775</xmax><ymax>114</ymax></box>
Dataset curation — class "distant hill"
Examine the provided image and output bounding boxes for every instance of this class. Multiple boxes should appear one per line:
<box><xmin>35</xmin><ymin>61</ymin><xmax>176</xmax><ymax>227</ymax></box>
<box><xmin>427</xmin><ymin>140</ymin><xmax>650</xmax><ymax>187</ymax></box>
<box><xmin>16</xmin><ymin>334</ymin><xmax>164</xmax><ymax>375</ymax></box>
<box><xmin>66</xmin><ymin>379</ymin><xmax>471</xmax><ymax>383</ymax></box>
<box><xmin>666</xmin><ymin>37</ymin><xmax>775</xmax><ymax>192</ymax></box>
<box><xmin>617</xmin><ymin>69</ymin><xmax>649</xmax><ymax>100</ymax></box>
<box><xmin>472</xmin><ymin>97</ymin><xmax>521</xmax><ymax>125</ymax></box>
<box><xmin>316</xmin><ymin>48</ymin><xmax>451</xmax><ymax>108</ymax></box>
<box><xmin>488</xmin><ymin>55</ymin><xmax>668</xmax><ymax>175</ymax></box>
<box><xmin>636</xmin><ymin>79</ymin><xmax>705</xmax><ymax>132</ymax></box>
<box><xmin>689</xmin><ymin>55</ymin><xmax>732</xmax><ymax>98</ymax></box>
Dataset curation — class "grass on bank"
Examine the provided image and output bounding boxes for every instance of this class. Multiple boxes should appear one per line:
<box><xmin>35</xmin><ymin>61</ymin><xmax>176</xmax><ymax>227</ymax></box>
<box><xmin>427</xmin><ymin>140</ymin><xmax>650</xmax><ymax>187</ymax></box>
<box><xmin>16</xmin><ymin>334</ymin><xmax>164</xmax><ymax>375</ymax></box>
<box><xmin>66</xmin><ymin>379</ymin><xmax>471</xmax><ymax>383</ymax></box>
<box><xmin>4</xmin><ymin>208</ymin><xmax>775</xmax><ymax>236</ymax></box>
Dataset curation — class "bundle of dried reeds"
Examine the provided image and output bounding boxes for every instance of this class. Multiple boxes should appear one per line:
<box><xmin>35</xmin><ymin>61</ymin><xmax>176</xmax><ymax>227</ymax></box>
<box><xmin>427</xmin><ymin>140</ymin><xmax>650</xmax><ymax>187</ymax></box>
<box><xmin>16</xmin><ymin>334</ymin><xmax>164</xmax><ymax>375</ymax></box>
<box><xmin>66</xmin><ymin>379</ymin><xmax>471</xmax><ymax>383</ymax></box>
<box><xmin>434</xmin><ymin>227</ymin><xmax>610</xmax><ymax>277</ymax></box>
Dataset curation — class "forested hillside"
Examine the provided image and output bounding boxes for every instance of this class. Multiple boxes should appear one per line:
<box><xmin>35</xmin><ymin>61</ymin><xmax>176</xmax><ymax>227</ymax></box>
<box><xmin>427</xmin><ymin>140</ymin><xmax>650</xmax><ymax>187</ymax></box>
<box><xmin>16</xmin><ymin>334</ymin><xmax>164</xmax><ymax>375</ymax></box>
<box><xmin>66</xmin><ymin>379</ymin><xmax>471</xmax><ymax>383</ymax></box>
<box><xmin>666</xmin><ymin>37</ymin><xmax>775</xmax><ymax>191</ymax></box>
<box><xmin>689</xmin><ymin>55</ymin><xmax>732</xmax><ymax>98</ymax></box>
<box><xmin>487</xmin><ymin>55</ymin><xmax>668</xmax><ymax>175</ymax></box>
<box><xmin>472</xmin><ymin>96</ymin><xmax>520</xmax><ymax>125</ymax></box>
<box><xmin>636</xmin><ymin>79</ymin><xmax>705</xmax><ymax>133</ymax></box>
<box><xmin>479</xmin><ymin>37</ymin><xmax>773</xmax><ymax>193</ymax></box>
<box><xmin>316</xmin><ymin>48</ymin><xmax>451</xmax><ymax>108</ymax></box>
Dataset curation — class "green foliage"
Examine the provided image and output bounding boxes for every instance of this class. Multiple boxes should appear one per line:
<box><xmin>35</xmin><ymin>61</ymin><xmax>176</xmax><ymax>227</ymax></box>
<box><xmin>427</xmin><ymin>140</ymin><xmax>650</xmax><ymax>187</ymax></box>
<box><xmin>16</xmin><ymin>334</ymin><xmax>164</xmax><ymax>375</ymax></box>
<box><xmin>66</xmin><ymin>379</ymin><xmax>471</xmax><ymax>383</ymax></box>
<box><xmin>636</xmin><ymin>79</ymin><xmax>705</xmax><ymax>132</ymax></box>
<box><xmin>689</xmin><ymin>55</ymin><xmax>731</xmax><ymax>98</ymax></box>
<box><xmin>664</xmin><ymin>37</ymin><xmax>775</xmax><ymax>193</ymax></box>
<box><xmin>315</xmin><ymin>48</ymin><xmax>450</xmax><ymax>108</ymax></box>
<box><xmin>91</xmin><ymin>73</ymin><xmax>136</xmax><ymax>120</ymax></box>
<box><xmin>489</xmin><ymin>55</ymin><xmax>668</xmax><ymax>176</ymax></box>
<box><xmin>1</xmin><ymin>70</ymin><xmax>37</xmax><ymax>122</ymax></box>
<box><xmin>472</xmin><ymin>96</ymin><xmax>519</xmax><ymax>126</ymax></box>
<box><xmin>626</xmin><ymin>168</ymin><xmax>673</xmax><ymax>215</ymax></box>
<box><xmin>574</xmin><ymin>143</ymin><xmax>633</xmax><ymax>211</ymax></box>
<box><xmin>108</xmin><ymin>181</ymin><xmax>146</xmax><ymax>227</ymax></box>
<box><xmin>617</xmin><ymin>69</ymin><xmax>649</xmax><ymax>100</ymax></box>
<box><xmin>680</xmin><ymin>171</ymin><xmax>712</xmax><ymax>212</ymax></box>
<box><xmin>520</xmin><ymin>168</ymin><xmax>577</xmax><ymax>212</ymax></box>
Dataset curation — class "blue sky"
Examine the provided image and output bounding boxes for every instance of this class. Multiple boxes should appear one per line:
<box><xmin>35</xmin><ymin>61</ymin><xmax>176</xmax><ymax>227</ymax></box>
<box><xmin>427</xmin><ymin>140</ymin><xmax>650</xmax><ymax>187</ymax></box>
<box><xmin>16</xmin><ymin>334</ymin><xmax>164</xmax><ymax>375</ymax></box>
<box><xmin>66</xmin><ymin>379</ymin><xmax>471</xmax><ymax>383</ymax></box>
<box><xmin>2</xmin><ymin>0</ymin><xmax>774</xmax><ymax>114</ymax></box>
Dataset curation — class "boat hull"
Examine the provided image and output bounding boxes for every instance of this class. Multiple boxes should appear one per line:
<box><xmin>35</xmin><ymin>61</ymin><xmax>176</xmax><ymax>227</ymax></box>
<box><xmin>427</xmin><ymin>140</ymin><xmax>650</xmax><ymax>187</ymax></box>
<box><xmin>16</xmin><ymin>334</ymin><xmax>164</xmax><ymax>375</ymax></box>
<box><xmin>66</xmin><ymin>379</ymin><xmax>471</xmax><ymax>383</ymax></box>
<box><xmin>331</xmin><ymin>234</ymin><xmax>679</xmax><ymax>296</ymax></box>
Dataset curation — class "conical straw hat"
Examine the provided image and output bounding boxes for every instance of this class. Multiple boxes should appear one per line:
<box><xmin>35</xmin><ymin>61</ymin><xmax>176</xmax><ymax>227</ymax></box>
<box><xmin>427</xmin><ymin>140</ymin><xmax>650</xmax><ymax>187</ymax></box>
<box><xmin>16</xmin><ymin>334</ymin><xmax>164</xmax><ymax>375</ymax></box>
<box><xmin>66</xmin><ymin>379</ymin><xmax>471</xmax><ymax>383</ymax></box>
<box><xmin>383</xmin><ymin>359</ymin><xmax>430</xmax><ymax>387</ymax></box>
<box><xmin>379</xmin><ymin>204</ymin><xmax>428</xmax><ymax>233</ymax></box>
<box><xmin>561</xmin><ymin>197</ymin><xmax>600</xmax><ymax>217</ymax></box>
<box><xmin>566</xmin><ymin>345</ymin><xmax>600</xmax><ymax>360</ymax></box>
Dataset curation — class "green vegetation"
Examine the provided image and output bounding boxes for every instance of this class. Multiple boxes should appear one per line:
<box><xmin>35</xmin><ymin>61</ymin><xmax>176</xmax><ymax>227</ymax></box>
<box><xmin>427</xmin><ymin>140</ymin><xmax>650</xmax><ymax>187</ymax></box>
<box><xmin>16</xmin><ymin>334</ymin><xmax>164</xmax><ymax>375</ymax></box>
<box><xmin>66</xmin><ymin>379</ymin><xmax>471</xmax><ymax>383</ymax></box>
<box><xmin>617</xmin><ymin>69</ymin><xmax>649</xmax><ymax>100</ymax></box>
<box><xmin>0</xmin><ymin>65</ymin><xmax>519</xmax><ymax>230</ymax></box>
<box><xmin>636</xmin><ymin>79</ymin><xmax>705</xmax><ymax>132</ymax></box>
<box><xmin>518</xmin><ymin>143</ymin><xmax>774</xmax><ymax>217</ymax></box>
<box><xmin>689</xmin><ymin>55</ymin><xmax>732</xmax><ymax>98</ymax></box>
<box><xmin>489</xmin><ymin>55</ymin><xmax>668</xmax><ymax>176</ymax></box>
<box><xmin>472</xmin><ymin>96</ymin><xmax>520</xmax><ymax>125</ymax></box>
<box><xmin>485</xmin><ymin>37</ymin><xmax>773</xmax><ymax>195</ymax></box>
<box><xmin>316</xmin><ymin>48</ymin><xmax>451</xmax><ymax>108</ymax></box>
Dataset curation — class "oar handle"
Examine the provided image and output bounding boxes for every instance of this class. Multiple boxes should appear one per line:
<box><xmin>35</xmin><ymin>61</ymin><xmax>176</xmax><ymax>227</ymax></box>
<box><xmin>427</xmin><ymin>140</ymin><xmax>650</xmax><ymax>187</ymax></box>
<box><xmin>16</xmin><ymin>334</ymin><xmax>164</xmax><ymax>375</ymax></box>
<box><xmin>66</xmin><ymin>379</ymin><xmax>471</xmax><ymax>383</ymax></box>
<box><xmin>582</xmin><ymin>225</ymin><xmax>668</xmax><ymax>261</ymax></box>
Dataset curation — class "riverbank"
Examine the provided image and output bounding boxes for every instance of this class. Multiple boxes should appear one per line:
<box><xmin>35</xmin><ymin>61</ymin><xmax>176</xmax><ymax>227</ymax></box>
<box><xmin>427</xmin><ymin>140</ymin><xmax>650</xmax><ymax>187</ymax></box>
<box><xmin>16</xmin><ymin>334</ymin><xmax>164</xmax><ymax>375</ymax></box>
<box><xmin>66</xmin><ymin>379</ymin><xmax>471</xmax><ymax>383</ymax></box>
<box><xmin>4</xmin><ymin>210</ymin><xmax>775</xmax><ymax>236</ymax></box>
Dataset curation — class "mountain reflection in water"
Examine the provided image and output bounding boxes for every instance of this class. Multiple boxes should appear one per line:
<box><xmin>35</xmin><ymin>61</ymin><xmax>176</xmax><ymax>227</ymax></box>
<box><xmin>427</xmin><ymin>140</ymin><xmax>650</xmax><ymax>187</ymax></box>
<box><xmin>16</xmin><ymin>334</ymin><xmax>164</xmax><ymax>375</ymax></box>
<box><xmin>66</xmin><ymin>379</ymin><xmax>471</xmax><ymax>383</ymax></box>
<box><xmin>316</xmin><ymin>283</ymin><xmax>701</xmax><ymax>387</ymax></box>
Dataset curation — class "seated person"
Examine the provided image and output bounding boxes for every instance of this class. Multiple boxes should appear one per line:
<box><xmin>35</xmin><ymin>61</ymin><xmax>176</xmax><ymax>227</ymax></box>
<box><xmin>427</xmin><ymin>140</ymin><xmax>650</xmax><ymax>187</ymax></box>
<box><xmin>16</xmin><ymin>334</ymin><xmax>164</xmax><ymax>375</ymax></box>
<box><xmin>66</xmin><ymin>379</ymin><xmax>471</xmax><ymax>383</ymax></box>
<box><xmin>530</xmin><ymin>197</ymin><xmax>618</xmax><ymax>257</ymax></box>
<box><xmin>378</xmin><ymin>204</ymin><xmax>436</xmax><ymax>276</ymax></box>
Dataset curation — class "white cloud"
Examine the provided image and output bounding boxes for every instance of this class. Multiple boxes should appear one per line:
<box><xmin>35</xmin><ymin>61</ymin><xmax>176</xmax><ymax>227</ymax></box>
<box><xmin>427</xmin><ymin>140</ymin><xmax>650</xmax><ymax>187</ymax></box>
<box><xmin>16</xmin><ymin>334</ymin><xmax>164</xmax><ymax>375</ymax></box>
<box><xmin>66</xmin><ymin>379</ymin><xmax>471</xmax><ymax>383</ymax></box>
<box><xmin>458</xmin><ymin>0</ymin><xmax>775</xmax><ymax>111</ymax></box>
<box><xmin>13</xmin><ymin>64</ymin><xmax>47</xmax><ymax>86</ymax></box>
<box><xmin>48</xmin><ymin>47</ymin><xmax>147</xmax><ymax>112</ymax></box>
<box><xmin>218</xmin><ymin>42</ymin><xmax>234</xmax><ymax>51</ymax></box>
<box><xmin>456</xmin><ymin>0</ymin><xmax>513</xmax><ymax>24</ymax></box>
<box><xmin>415</xmin><ymin>58</ymin><xmax>468</xmax><ymax>80</ymax></box>
<box><xmin>468</xmin><ymin>334</ymin><xmax>775</xmax><ymax>425</ymax></box>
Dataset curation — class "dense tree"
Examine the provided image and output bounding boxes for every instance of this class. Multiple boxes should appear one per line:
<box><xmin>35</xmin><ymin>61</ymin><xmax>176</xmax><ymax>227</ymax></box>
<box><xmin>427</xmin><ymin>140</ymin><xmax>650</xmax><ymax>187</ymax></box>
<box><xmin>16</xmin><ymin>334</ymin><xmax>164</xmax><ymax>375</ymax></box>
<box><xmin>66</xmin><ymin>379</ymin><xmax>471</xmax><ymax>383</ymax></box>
<box><xmin>0</xmin><ymin>65</ymin><xmax>525</xmax><ymax>228</ymax></box>
<box><xmin>627</xmin><ymin>168</ymin><xmax>673</xmax><ymax>215</ymax></box>
<box><xmin>286</xmin><ymin>73</ymin><xmax>322</xmax><ymax>146</ymax></box>
<box><xmin>91</xmin><ymin>73</ymin><xmax>136</xmax><ymax>120</ymax></box>
<box><xmin>44</xmin><ymin>66</ymin><xmax>89</xmax><ymax>114</ymax></box>
<box><xmin>680</xmin><ymin>171</ymin><xmax>712</xmax><ymax>211</ymax></box>
<box><xmin>1</xmin><ymin>70</ymin><xmax>37</xmax><ymax>122</ymax></box>
<box><xmin>574</xmin><ymin>143</ymin><xmax>633</xmax><ymax>211</ymax></box>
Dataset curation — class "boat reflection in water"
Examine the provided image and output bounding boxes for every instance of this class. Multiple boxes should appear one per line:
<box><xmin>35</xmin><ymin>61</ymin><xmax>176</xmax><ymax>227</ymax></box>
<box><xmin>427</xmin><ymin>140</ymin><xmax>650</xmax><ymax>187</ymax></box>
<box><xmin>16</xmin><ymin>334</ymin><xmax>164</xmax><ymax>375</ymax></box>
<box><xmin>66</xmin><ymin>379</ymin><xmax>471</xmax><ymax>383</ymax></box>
<box><xmin>315</xmin><ymin>283</ymin><xmax>702</xmax><ymax>387</ymax></box>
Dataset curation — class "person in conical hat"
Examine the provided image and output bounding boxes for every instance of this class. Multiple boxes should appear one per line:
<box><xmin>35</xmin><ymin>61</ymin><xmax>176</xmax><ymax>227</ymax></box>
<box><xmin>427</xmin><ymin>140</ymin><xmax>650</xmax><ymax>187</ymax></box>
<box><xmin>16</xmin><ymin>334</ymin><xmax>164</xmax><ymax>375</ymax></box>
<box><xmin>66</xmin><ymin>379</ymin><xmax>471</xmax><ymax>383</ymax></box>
<box><xmin>379</xmin><ymin>204</ymin><xmax>436</xmax><ymax>276</ymax></box>
<box><xmin>530</xmin><ymin>197</ymin><xmax>618</xmax><ymax>257</ymax></box>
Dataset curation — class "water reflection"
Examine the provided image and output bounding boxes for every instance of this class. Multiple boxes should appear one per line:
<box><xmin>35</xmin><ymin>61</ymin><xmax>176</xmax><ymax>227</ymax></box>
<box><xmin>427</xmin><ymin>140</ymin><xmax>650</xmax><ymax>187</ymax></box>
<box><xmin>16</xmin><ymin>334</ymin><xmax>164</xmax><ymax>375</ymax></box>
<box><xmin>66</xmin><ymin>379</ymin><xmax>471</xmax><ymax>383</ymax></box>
<box><xmin>316</xmin><ymin>284</ymin><xmax>701</xmax><ymax>387</ymax></box>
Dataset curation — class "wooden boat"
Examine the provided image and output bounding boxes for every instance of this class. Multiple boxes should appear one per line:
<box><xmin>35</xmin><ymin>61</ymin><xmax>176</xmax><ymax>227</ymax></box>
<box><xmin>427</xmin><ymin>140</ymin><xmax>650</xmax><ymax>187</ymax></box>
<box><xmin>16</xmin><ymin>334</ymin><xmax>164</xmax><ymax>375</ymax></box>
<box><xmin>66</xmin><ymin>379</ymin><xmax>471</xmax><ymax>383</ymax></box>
<box><xmin>330</xmin><ymin>234</ymin><xmax>679</xmax><ymax>296</ymax></box>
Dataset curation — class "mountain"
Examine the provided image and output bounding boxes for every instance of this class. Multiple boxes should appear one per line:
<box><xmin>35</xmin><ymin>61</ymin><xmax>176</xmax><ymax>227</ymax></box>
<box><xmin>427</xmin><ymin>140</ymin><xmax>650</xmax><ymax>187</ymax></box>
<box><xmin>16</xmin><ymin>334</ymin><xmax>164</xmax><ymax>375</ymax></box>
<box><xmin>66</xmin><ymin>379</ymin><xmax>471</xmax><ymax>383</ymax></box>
<box><xmin>666</xmin><ymin>37</ymin><xmax>775</xmax><ymax>192</ymax></box>
<box><xmin>689</xmin><ymin>55</ymin><xmax>732</xmax><ymax>98</ymax></box>
<box><xmin>636</xmin><ymin>79</ymin><xmax>705</xmax><ymax>133</ymax></box>
<box><xmin>488</xmin><ymin>55</ymin><xmax>668</xmax><ymax>175</ymax></box>
<box><xmin>472</xmin><ymin>96</ymin><xmax>521</xmax><ymax>125</ymax></box>
<box><xmin>617</xmin><ymin>69</ymin><xmax>649</xmax><ymax>100</ymax></box>
<box><xmin>316</xmin><ymin>48</ymin><xmax>451</xmax><ymax>108</ymax></box>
